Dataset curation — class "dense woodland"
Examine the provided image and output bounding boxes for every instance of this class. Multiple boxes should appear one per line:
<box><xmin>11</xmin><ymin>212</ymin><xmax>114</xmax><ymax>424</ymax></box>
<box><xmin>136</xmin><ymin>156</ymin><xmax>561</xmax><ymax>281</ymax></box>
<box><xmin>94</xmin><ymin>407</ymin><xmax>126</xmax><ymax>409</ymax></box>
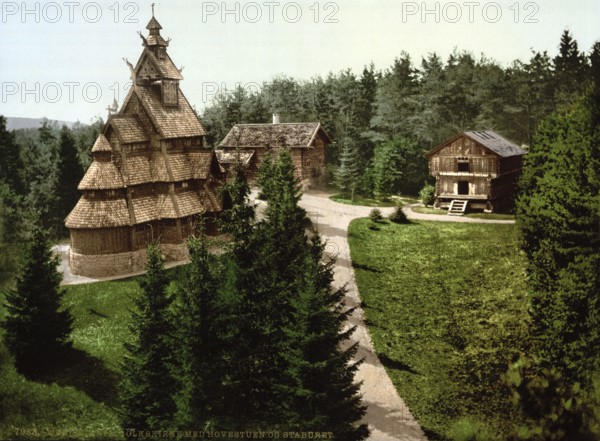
<box><xmin>0</xmin><ymin>28</ymin><xmax>599</xmax><ymax>440</ymax></box>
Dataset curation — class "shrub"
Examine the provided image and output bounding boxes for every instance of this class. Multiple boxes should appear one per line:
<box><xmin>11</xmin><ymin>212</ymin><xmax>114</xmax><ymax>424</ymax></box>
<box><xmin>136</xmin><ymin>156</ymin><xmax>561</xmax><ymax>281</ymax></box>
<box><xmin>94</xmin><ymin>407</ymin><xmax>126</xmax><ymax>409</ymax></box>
<box><xmin>389</xmin><ymin>206</ymin><xmax>409</xmax><ymax>224</ymax></box>
<box><xmin>369</xmin><ymin>208</ymin><xmax>383</xmax><ymax>223</ymax></box>
<box><xmin>419</xmin><ymin>184</ymin><xmax>436</xmax><ymax>206</ymax></box>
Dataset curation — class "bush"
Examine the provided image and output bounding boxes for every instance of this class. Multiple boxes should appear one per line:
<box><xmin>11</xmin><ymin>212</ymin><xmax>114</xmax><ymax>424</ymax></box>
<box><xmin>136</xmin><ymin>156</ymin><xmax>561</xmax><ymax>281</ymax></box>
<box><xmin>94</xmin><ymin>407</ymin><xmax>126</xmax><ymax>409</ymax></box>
<box><xmin>389</xmin><ymin>206</ymin><xmax>409</xmax><ymax>224</ymax></box>
<box><xmin>419</xmin><ymin>184</ymin><xmax>436</xmax><ymax>206</ymax></box>
<box><xmin>369</xmin><ymin>208</ymin><xmax>383</xmax><ymax>223</ymax></box>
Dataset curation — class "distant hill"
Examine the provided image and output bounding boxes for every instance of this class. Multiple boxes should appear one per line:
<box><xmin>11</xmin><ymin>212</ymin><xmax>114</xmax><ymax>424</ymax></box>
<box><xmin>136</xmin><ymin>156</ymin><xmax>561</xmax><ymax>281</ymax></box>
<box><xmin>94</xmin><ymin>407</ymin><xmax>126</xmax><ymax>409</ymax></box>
<box><xmin>4</xmin><ymin>117</ymin><xmax>78</xmax><ymax>131</ymax></box>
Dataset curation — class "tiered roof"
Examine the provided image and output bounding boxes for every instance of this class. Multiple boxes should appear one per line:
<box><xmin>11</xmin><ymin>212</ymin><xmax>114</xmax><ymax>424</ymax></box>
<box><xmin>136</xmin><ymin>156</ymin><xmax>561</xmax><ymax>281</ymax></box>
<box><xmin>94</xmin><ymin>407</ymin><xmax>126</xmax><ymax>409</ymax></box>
<box><xmin>66</xmin><ymin>14</ymin><xmax>220</xmax><ymax>231</ymax></box>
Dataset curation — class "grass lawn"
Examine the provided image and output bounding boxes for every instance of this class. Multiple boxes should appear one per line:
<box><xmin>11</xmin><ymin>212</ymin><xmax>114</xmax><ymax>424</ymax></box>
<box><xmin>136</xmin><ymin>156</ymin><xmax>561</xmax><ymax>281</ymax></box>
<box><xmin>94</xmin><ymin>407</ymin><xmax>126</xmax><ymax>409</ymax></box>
<box><xmin>348</xmin><ymin>219</ymin><xmax>530</xmax><ymax>440</ymax></box>
<box><xmin>411</xmin><ymin>206</ymin><xmax>516</xmax><ymax>221</ymax></box>
<box><xmin>0</xmin><ymin>269</ymin><xmax>191</xmax><ymax>440</ymax></box>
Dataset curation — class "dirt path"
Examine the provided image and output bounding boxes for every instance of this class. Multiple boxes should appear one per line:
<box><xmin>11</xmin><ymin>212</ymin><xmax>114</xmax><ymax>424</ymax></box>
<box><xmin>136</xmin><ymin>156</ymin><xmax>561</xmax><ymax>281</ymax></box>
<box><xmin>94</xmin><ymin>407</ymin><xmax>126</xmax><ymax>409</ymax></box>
<box><xmin>299</xmin><ymin>194</ymin><xmax>428</xmax><ymax>441</ymax></box>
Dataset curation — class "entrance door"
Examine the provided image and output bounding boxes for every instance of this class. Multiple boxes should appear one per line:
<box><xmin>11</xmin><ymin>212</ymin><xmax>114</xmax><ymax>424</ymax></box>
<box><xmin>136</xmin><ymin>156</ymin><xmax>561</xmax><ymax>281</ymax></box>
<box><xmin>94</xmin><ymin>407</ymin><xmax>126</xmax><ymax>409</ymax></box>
<box><xmin>458</xmin><ymin>181</ymin><xmax>469</xmax><ymax>195</ymax></box>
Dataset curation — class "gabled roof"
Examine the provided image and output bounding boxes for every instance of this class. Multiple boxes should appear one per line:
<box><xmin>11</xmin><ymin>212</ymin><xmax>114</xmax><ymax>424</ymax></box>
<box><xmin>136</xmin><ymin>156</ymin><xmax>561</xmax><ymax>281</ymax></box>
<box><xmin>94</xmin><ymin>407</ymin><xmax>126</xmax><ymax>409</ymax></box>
<box><xmin>135</xmin><ymin>49</ymin><xmax>183</xmax><ymax>81</ymax></box>
<box><xmin>106</xmin><ymin>115</ymin><xmax>149</xmax><ymax>144</ymax></box>
<box><xmin>123</xmin><ymin>85</ymin><xmax>205</xmax><ymax>139</ymax></box>
<box><xmin>219</xmin><ymin>123</ymin><xmax>332</xmax><ymax>149</ymax></box>
<box><xmin>429</xmin><ymin>130</ymin><xmax>527</xmax><ymax>158</ymax></box>
<box><xmin>91</xmin><ymin>134</ymin><xmax>112</xmax><ymax>153</ymax></box>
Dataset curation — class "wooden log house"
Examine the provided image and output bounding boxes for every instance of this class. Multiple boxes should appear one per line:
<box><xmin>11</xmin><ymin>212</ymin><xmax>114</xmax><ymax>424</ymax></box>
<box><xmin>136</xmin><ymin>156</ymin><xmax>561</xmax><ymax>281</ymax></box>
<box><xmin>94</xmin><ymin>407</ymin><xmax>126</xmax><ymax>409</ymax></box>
<box><xmin>65</xmin><ymin>13</ymin><xmax>224</xmax><ymax>277</ymax></box>
<box><xmin>216</xmin><ymin>114</ymin><xmax>332</xmax><ymax>188</ymax></box>
<box><xmin>427</xmin><ymin>131</ymin><xmax>526</xmax><ymax>213</ymax></box>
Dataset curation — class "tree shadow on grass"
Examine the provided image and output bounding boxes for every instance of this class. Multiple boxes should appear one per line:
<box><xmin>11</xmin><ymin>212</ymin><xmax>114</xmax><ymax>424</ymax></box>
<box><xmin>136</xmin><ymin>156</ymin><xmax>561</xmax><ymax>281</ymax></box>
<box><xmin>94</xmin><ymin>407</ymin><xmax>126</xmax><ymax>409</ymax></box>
<box><xmin>352</xmin><ymin>261</ymin><xmax>383</xmax><ymax>273</ymax></box>
<box><xmin>379</xmin><ymin>353</ymin><xmax>419</xmax><ymax>375</ymax></box>
<box><xmin>19</xmin><ymin>347</ymin><xmax>121</xmax><ymax>407</ymax></box>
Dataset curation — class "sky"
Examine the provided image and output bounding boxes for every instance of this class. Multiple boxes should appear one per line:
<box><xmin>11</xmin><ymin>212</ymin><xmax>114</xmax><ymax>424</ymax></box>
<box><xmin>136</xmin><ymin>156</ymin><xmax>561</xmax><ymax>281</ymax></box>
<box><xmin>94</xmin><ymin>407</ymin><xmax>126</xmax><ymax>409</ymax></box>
<box><xmin>1</xmin><ymin>0</ymin><xmax>599</xmax><ymax>123</ymax></box>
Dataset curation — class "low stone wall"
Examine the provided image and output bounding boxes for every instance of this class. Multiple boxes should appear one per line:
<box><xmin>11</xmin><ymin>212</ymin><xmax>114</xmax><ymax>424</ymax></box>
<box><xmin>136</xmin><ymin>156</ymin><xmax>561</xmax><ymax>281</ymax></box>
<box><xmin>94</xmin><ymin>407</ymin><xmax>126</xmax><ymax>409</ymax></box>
<box><xmin>69</xmin><ymin>243</ymin><xmax>189</xmax><ymax>277</ymax></box>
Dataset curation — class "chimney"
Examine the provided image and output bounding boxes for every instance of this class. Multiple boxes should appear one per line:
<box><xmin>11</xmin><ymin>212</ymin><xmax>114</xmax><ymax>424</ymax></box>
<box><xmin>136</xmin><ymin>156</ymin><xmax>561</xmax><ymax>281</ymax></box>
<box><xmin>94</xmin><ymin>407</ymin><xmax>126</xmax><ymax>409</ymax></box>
<box><xmin>272</xmin><ymin>113</ymin><xmax>280</xmax><ymax>124</ymax></box>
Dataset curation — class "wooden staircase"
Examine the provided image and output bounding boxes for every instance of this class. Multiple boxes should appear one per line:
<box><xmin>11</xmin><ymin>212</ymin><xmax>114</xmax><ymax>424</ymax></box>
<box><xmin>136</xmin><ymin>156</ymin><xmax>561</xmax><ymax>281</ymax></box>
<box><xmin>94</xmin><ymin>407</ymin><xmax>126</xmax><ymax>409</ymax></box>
<box><xmin>448</xmin><ymin>200</ymin><xmax>468</xmax><ymax>215</ymax></box>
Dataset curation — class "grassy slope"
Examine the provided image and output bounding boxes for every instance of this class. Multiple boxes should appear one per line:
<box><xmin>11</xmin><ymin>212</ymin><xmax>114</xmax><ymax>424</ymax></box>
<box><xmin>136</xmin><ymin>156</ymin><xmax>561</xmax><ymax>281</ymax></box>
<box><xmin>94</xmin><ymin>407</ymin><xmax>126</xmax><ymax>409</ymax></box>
<box><xmin>0</xmin><ymin>276</ymin><xmax>147</xmax><ymax>440</ymax></box>
<box><xmin>348</xmin><ymin>219</ymin><xmax>530</xmax><ymax>440</ymax></box>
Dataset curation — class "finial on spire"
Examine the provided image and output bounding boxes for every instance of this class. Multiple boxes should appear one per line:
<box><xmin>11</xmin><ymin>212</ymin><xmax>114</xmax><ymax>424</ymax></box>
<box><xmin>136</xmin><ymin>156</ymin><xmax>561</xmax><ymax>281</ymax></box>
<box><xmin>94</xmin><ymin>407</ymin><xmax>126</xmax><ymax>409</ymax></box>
<box><xmin>151</xmin><ymin>3</ymin><xmax>155</xmax><ymax>17</ymax></box>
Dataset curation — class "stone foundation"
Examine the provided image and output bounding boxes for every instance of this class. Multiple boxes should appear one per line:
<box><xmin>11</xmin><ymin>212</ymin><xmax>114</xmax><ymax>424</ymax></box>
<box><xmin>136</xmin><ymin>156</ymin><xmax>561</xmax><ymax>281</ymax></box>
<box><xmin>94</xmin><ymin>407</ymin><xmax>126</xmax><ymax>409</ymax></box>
<box><xmin>69</xmin><ymin>243</ymin><xmax>189</xmax><ymax>278</ymax></box>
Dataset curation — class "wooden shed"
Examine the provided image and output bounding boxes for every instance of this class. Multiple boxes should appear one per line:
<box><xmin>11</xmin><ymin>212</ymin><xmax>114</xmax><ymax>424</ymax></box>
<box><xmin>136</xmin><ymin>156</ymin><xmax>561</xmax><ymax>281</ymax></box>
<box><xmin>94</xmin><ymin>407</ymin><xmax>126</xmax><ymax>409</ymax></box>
<box><xmin>427</xmin><ymin>131</ymin><xmax>526</xmax><ymax>213</ymax></box>
<box><xmin>65</xmin><ymin>13</ymin><xmax>224</xmax><ymax>277</ymax></box>
<box><xmin>216</xmin><ymin>115</ymin><xmax>332</xmax><ymax>188</ymax></box>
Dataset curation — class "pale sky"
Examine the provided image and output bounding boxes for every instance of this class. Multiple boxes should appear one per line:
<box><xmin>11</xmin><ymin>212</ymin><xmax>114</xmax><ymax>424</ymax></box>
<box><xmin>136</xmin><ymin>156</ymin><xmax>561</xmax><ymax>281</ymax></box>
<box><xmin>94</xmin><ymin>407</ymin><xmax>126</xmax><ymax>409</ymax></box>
<box><xmin>1</xmin><ymin>0</ymin><xmax>599</xmax><ymax>123</ymax></box>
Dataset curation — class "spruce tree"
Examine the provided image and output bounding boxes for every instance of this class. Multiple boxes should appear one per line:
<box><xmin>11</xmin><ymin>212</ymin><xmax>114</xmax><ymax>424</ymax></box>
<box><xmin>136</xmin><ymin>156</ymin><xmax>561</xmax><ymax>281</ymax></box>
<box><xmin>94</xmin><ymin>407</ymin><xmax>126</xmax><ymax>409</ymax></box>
<box><xmin>335</xmin><ymin>139</ymin><xmax>361</xmax><ymax>201</ymax></box>
<box><xmin>0</xmin><ymin>115</ymin><xmax>24</xmax><ymax>195</ymax></box>
<box><xmin>173</xmin><ymin>232</ymin><xmax>222</xmax><ymax>429</ymax></box>
<box><xmin>120</xmin><ymin>245</ymin><xmax>178</xmax><ymax>431</ymax></box>
<box><xmin>2</xmin><ymin>222</ymin><xmax>72</xmax><ymax>371</ymax></box>
<box><xmin>55</xmin><ymin>125</ymin><xmax>83</xmax><ymax>234</ymax></box>
<box><xmin>282</xmin><ymin>236</ymin><xmax>369</xmax><ymax>440</ymax></box>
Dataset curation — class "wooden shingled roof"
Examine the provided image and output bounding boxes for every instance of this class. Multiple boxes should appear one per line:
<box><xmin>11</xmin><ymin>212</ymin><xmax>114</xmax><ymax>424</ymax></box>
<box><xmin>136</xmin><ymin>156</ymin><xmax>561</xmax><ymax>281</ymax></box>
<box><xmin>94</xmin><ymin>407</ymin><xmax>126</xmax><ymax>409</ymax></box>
<box><xmin>78</xmin><ymin>161</ymin><xmax>125</xmax><ymax>190</ymax></box>
<box><xmin>219</xmin><ymin>123</ymin><xmax>332</xmax><ymax>149</ymax></box>
<box><xmin>428</xmin><ymin>131</ymin><xmax>527</xmax><ymax>158</ymax></box>
<box><xmin>107</xmin><ymin>116</ymin><xmax>149</xmax><ymax>144</ymax></box>
<box><xmin>65</xmin><ymin>198</ymin><xmax>131</xmax><ymax>229</ymax></box>
<box><xmin>91</xmin><ymin>134</ymin><xmax>112</xmax><ymax>153</ymax></box>
<box><xmin>122</xmin><ymin>85</ymin><xmax>205</xmax><ymax>139</ymax></box>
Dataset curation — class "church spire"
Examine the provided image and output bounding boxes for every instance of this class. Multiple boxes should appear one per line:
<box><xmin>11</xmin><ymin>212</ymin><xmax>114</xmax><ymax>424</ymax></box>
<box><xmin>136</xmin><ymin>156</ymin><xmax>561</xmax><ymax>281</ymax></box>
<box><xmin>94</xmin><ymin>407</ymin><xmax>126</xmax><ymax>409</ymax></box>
<box><xmin>144</xmin><ymin>4</ymin><xmax>168</xmax><ymax>57</ymax></box>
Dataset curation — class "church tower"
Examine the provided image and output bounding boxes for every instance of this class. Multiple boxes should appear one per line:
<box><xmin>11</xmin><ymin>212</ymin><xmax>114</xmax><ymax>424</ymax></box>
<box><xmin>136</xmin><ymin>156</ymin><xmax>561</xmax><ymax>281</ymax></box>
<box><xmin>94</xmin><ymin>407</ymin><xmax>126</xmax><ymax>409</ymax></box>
<box><xmin>66</xmin><ymin>11</ymin><xmax>224</xmax><ymax>277</ymax></box>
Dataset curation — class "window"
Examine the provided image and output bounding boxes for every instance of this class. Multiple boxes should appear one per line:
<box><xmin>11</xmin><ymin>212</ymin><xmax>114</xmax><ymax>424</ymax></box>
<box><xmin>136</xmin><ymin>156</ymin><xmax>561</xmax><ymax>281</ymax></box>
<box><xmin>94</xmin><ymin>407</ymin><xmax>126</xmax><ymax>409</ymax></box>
<box><xmin>457</xmin><ymin>157</ymin><xmax>470</xmax><ymax>172</ymax></box>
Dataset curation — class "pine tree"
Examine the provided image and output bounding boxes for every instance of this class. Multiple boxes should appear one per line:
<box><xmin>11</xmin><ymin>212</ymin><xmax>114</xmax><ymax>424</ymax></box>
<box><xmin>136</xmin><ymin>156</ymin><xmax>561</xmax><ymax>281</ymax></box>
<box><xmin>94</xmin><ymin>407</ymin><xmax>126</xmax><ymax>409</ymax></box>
<box><xmin>282</xmin><ymin>236</ymin><xmax>369</xmax><ymax>440</ymax></box>
<box><xmin>335</xmin><ymin>139</ymin><xmax>361</xmax><ymax>201</ymax></box>
<box><xmin>120</xmin><ymin>245</ymin><xmax>178</xmax><ymax>431</ymax></box>
<box><xmin>553</xmin><ymin>30</ymin><xmax>589</xmax><ymax>104</ymax></box>
<box><xmin>55</xmin><ymin>125</ymin><xmax>83</xmax><ymax>234</ymax></box>
<box><xmin>2</xmin><ymin>222</ymin><xmax>72</xmax><ymax>371</ymax></box>
<box><xmin>173</xmin><ymin>232</ymin><xmax>222</xmax><ymax>429</ymax></box>
<box><xmin>0</xmin><ymin>115</ymin><xmax>24</xmax><ymax>194</ymax></box>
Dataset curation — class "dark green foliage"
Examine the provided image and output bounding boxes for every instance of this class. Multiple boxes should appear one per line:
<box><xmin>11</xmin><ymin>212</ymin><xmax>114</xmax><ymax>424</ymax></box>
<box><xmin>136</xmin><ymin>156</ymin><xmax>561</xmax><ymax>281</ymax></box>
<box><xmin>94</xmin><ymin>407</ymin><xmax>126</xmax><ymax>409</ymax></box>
<box><xmin>0</xmin><ymin>184</ymin><xmax>24</xmax><ymax>290</ymax></box>
<box><xmin>515</xmin><ymin>73</ymin><xmax>600</xmax><ymax>437</ymax></box>
<box><xmin>506</xmin><ymin>358</ymin><xmax>600</xmax><ymax>440</ymax></box>
<box><xmin>389</xmin><ymin>206</ymin><xmax>409</xmax><ymax>224</ymax></box>
<box><xmin>55</xmin><ymin>126</ymin><xmax>84</xmax><ymax>235</ymax></box>
<box><xmin>419</xmin><ymin>183</ymin><xmax>436</xmax><ymax>206</ymax></box>
<box><xmin>368</xmin><ymin>137</ymin><xmax>427</xmax><ymax>197</ymax></box>
<box><xmin>517</xmin><ymin>97</ymin><xmax>600</xmax><ymax>381</ymax></box>
<box><xmin>335</xmin><ymin>138</ymin><xmax>362</xmax><ymax>200</ymax></box>
<box><xmin>0</xmin><ymin>115</ymin><xmax>25</xmax><ymax>194</ymax></box>
<box><xmin>2</xmin><ymin>223</ymin><xmax>73</xmax><ymax>371</ymax></box>
<box><xmin>282</xmin><ymin>236</ymin><xmax>368</xmax><ymax>439</ymax></box>
<box><xmin>173</xmin><ymin>232</ymin><xmax>222</xmax><ymax>429</ymax></box>
<box><xmin>369</xmin><ymin>208</ymin><xmax>383</xmax><ymax>223</ymax></box>
<box><xmin>119</xmin><ymin>245</ymin><xmax>178</xmax><ymax>431</ymax></box>
<box><xmin>554</xmin><ymin>30</ymin><xmax>590</xmax><ymax>105</ymax></box>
